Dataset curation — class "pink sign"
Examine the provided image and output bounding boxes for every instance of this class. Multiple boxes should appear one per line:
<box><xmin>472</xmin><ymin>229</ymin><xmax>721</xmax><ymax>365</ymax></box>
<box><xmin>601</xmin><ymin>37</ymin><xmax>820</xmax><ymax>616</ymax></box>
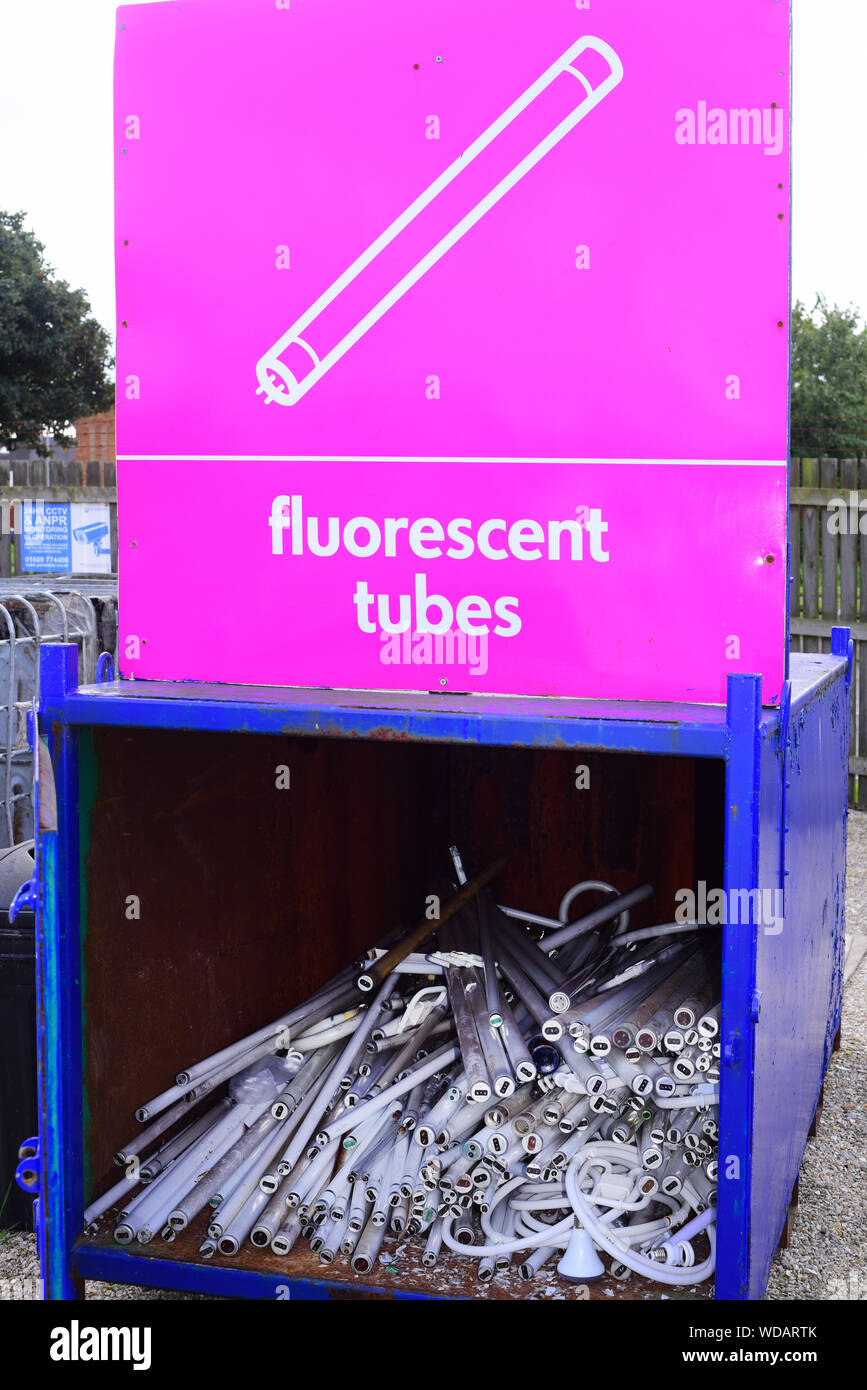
<box><xmin>115</xmin><ymin>0</ymin><xmax>789</xmax><ymax>704</ymax></box>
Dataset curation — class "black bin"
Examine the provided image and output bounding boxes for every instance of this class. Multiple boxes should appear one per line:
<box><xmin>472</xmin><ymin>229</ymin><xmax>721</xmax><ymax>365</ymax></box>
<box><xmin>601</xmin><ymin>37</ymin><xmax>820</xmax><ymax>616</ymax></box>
<box><xmin>0</xmin><ymin>841</ymin><xmax>36</xmax><ymax>1231</ymax></box>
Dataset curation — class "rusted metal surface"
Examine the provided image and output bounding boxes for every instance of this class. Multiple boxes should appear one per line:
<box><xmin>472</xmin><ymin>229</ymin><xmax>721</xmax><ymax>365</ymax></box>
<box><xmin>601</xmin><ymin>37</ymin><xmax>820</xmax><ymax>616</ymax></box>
<box><xmin>83</xmin><ymin>730</ymin><xmax>440</xmax><ymax>1184</ymax></box>
<box><xmin>62</xmin><ymin>678</ymin><xmax>738</xmax><ymax>761</ymax></box>
<box><xmin>440</xmin><ymin>745</ymin><xmax>710</xmax><ymax>930</ymax></box>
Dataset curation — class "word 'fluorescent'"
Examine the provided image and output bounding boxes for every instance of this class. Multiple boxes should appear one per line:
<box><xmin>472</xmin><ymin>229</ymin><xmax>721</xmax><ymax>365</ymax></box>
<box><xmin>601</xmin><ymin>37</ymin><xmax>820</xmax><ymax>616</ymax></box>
<box><xmin>268</xmin><ymin>494</ymin><xmax>610</xmax><ymax>640</ymax></box>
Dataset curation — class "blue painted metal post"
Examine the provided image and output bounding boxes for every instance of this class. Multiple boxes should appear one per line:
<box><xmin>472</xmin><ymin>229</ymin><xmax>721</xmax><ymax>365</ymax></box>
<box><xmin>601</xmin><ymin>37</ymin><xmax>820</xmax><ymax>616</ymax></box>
<box><xmin>38</xmin><ymin>644</ymin><xmax>83</xmax><ymax>1299</ymax></box>
<box><xmin>716</xmin><ymin>672</ymin><xmax>762</xmax><ymax>1300</ymax></box>
<box><xmin>830</xmin><ymin>623</ymin><xmax>853</xmax><ymax>1054</ymax></box>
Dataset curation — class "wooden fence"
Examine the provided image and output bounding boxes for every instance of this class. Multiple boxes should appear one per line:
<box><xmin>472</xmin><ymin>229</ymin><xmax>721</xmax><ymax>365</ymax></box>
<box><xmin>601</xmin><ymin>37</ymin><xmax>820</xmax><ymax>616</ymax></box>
<box><xmin>790</xmin><ymin>456</ymin><xmax>867</xmax><ymax>806</ymax></box>
<box><xmin>0</xmin><ymin>459</ymin><xmax>118</xmax><ymax>577</ymax></box>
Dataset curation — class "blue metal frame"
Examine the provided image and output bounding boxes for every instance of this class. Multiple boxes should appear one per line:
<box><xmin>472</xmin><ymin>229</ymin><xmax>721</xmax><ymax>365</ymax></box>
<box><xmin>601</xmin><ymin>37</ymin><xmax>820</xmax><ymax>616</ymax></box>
<box><xmin>33</xmin><ymin>640</ymin><xmax>850</xmax><ymax>1301</ymax></box>
<box><xmin>74</xmin><ymin>1246</ymin><xmax>432</xmax><ymax>1300</ymax></box>
<box><xmin>36</xmin><ymin>644</ymin><xmax>84</xmax><ymax>1298</ymax></box>
<box><xmin>715</xmin><ymin>673</ymin><xmax>762</xmax><ymax>1299</ymax></box>
<box><xmin>45</xmin><ymin>679</ymin><xmax>736</xmax><ymax>755</ymax></box>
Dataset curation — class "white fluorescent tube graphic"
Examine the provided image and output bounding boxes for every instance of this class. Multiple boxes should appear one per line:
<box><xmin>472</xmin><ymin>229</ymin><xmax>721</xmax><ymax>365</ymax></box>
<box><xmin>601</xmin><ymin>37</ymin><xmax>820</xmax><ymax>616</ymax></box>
<box><xmin>255</xmin><ymin>35</ymin><xmax>623</xmax><ymax>406</ymax></box>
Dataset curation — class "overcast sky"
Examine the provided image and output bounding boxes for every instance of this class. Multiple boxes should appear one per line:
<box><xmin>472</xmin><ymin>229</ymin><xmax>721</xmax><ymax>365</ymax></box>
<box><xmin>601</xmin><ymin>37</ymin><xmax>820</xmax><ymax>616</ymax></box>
<box><xmin>0</xmin><ymin>1</ymin><xmax>864</xmax><ymax>339</ymax></box>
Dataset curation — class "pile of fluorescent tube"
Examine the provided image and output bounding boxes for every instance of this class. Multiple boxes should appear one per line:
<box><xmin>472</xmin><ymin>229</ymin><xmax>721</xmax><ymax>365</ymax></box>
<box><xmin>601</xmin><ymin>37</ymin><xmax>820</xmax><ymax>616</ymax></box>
<box><xmin>85</xmin><ymin>850</ymin><xmax>720</xmax><ymax>1290</ymax></box>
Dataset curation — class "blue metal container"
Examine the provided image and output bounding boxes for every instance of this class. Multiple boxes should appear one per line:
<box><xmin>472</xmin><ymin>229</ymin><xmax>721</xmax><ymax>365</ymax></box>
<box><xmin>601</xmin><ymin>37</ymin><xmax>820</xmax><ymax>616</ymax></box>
<box><xmin>25</xmin><ymin>635</ymin><xmax>850</xmax><ymax>1300</ymax></box>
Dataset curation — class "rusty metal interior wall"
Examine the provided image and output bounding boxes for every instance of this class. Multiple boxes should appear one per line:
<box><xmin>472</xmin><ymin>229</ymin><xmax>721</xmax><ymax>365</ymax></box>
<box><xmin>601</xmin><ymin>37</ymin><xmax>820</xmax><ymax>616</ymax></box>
<box><xmin>82</xmin><ymin>727</ymin><xmax>725</xmax><ymax>1193</ymax></box>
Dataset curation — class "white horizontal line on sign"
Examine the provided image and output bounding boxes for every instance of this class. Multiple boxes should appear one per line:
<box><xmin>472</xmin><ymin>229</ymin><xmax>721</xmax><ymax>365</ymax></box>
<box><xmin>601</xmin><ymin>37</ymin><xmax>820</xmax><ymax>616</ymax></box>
<box><xmin>117</xmin><ymin>455</ymin><xmax>787</xmax><ymax>466</ymax></box>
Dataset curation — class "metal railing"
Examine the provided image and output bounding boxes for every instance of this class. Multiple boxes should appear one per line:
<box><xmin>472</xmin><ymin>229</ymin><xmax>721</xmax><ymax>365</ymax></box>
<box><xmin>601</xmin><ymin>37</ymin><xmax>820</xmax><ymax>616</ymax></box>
<box><xmin>0</xmin><ymin>585</ymin><xmax>118</xmax><ymax>847</ymax></box>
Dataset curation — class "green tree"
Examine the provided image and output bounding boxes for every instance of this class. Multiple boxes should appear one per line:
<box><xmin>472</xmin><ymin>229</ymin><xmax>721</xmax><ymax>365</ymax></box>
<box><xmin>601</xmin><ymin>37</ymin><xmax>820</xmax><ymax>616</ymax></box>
<box><xmin>790</xmin><ymin>296</ymin><xmax>867</xmax><ymax>458</ymax></box>
<box><xmin>0</xmin><ymin>211</ymin><xmax>113</xmax><ymax>454</ymax></box>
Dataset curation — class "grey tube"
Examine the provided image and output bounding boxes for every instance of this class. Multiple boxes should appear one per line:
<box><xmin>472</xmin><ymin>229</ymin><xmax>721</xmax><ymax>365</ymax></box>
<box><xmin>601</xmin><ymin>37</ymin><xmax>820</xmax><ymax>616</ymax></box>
<box><xmin>271</xmin><ymin>1042</ymin><xmax>341</xmax><ymax>1120</ymax></box>
<box><xmin>494</xmin><ymin>996</ymin><xmax>537</xmax><ymax>1084</ymax></box>
<box><xmin>495</xmin><ymin>938</ymin><xmax>551</xmax><ymax>1029</ymax></box>
<box><xmin>170</xmin><ymin>1107</ymin><xmax>283</xmax><ymax>1227</ymax></box>
<box><xmin>115</xmin><ymin>1094</ymin><xmax>207</xmax><ymax>1166</ymax></box>
<box><xmin>441</xmin><ymin>961</ymin><xmax>490</xmax><ymax>1102</ymax></box>
<box><xmin>463</xmin><ymin>968</ymin><xmax>514</xmax><ymax>1096</ymax></box>
<box><xmin>478</xmin><ymin>897</ymin><xmax>505</xmax><ymax>1027</ymax></box>
<box><xmin>140</xmin><ymin>1100</ymin><xmax>234</xmax><ymax>1182</ymax></box>
<box><xmin>275</xmin><ymin>979</ymin><xmax>396</xmax><ymax>1177</ymax></box>
<box><xmin>495</xmin><ymin>911</ymin><xmax>566</xmax><ymax>993</ymax></box>
<box><xmin>541</xmin><ymin>884</ymin><xmax>654</xmax><ymax>953</ymax></box>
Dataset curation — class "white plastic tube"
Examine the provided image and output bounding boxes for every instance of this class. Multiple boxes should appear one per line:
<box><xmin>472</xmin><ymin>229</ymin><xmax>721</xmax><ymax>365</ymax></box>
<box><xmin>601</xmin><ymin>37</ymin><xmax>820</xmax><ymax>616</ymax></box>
<box><xmin>415</xmin><ymin>1077</ymin><xmax>466</xmax><ymax>1147</ymax></box>
<box><xmin>209</xmin><ymin>1122</ymin><xmax>292</xmax><ymax>1236</ymax></box>
<box><xmin>120</xmin><ymin>1114</ymin><xmax>248</xmax><ymax>1242</ymax></box>
<box><xmin>422</xmin><ymin>1219</ymin><xmax>444</xmax><ymax>1267</ymax></box>
<box><xmin>174</xmin><ymin>1028</ymin><xmax>289</xmax><ymax>1090</ymax></box>
<box><xmin>288</xmin><ymin>1137</ymin><xmax>341</xmax><ymax>1207</ymax></box>
<box><xmin>351</xmin><ymin>1211</ymin><xmax>387</xmax><ymax>1274</ymax></box>
<box><xmin>442</xmin><ymin>1199</ymin><xmax>572</xmax><ymax>1257</ymax></box>
<box><xmin>271</xmin><ymin>1212</ymin><xmax>303</xmax><ymax>1256</ymax></box>
<box><xmin>275</xmin><ymin>980</ymin><xmax>395</xmax><ymax>1175</ymax></box>
<box><xmin>85</xmin><ymin>1169</ymin><xmax>147</xmax><ymax>1229</ymax></box>
<box><xmin>292</xmin><ymin>1016</ymin><xmax>365</xmax><ymax>1052</ymax></box>
<box><xmin>137</xmin><ymin>1034</ymin><xmax>286</xmax><ymax>1122</ymax></box>
<box><xmin>218</xmin><ymin>1180</ymin><xmax>274</xmax><ymax>1256</ymax></box>
<box><xmin>295</xmin><ymin>1008</ymin><xmax>362</xmax><ymax>1044</ymax></box>
<box><xmin>653</xmin><ymin>1086</ymin><xmax>719</xmax><ymax>1110</ymax></box>
<box><xmin>120</xmin><ymin>1102</ymin><xmax>249</xmax><ymax>1223</ymax></box>
<box><xmin>271</xmin><ymin>1042</ymin><xmax>340</xmax><ymax>1121</ymax></box>
<box><xmin>114</xmin><ymin>1093</ymin><xmax>204</xmax><ymax>1165</ymax></box>
<box><xmin>330</xmin><ymin>1045</ymin><xmax>460</xmax><ymax>1147</ymax></box>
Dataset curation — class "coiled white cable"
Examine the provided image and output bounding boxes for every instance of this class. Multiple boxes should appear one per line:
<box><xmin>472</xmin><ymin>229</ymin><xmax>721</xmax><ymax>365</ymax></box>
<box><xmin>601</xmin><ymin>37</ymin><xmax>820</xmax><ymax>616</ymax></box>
<box><xmin>439</xmin><ymin>1137</ymin><xmax>715</xmax><ymax>1286</ymax></box>
<box><xmin>564</xmin><ymin>1143</ymin><xmax>716</xmax><ymax>1285</ymax></box>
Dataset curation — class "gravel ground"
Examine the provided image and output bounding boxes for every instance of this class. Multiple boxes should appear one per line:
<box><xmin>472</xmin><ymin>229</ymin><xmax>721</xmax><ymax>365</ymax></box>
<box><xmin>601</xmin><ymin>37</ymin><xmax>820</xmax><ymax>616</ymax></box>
<box><xmin>764</xmin><ymin>942</ymin><xmax>867</xmax><ymax>1299</ymax></box>
<box><xmin>3</xmin><ymin>817</ymin><xmax>866</xmax><ymax>1303</ymax></box>
<box><xmin>764</xmin><ymin>808</ymin><xmax>867</xmax><ymax>1301</ymax></box>
<box><xmin>842</xmin><ymin>810</ymin><xmax>867</xmax><ymax>942</ymax></box>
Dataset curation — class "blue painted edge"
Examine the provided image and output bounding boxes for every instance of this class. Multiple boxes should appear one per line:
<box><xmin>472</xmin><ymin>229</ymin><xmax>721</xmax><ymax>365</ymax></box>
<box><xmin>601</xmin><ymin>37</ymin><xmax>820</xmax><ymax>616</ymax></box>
<box><xmin>39</xmin><ymin>644</ymin><xmax>83</xmax><ymax>1299</ymax></box>
<box><xmin>43</xmin><ymin>703</ymin><xmax>728</xmax><ymax>756</ymax></box>
<box><xmin>41</xmin><ymin>687</ymin><xmax>735</xmax><ymax>757</ymax></box>
<box><xmin>777</xmin><ymin>678</ymin><xmax>792</xmax><ymax>925</ymax></box>
<box><xmin>30</xmin><ymin>700</ymin><xmax>46</xmax><ymax>1282</ymax></box>
<box><xmin>784</xmin><ymin>0</ymin><xmax>793</xmax><ymax>685</ymax></box>
<box><xmin>830</xmin><ymin>625</ymin><xmax>852</xmax><ymax>1055</ymax></box>
<box><xmin>95</xmin><ymin>651</ymin><xmax>115</xmax><ymax>684</ymax></box>
<box><xmin>831</xmin><ymin>624</ymin><xmax>854</xmax><ymax>677</ymax></box>
<box><xmin>789</xmin><ymin>653</ymin><xmax>850</xmax><ymax>719</ymax></box>
<box><xmin>716</xmin><ymin>672</ymin><xmax>762</xmax><ymax>1301</ymax></box>
<box><xmin>73</xmin><ymin>1245</ymin><xmax>435</xmax><ymax>1301</ymax></box>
